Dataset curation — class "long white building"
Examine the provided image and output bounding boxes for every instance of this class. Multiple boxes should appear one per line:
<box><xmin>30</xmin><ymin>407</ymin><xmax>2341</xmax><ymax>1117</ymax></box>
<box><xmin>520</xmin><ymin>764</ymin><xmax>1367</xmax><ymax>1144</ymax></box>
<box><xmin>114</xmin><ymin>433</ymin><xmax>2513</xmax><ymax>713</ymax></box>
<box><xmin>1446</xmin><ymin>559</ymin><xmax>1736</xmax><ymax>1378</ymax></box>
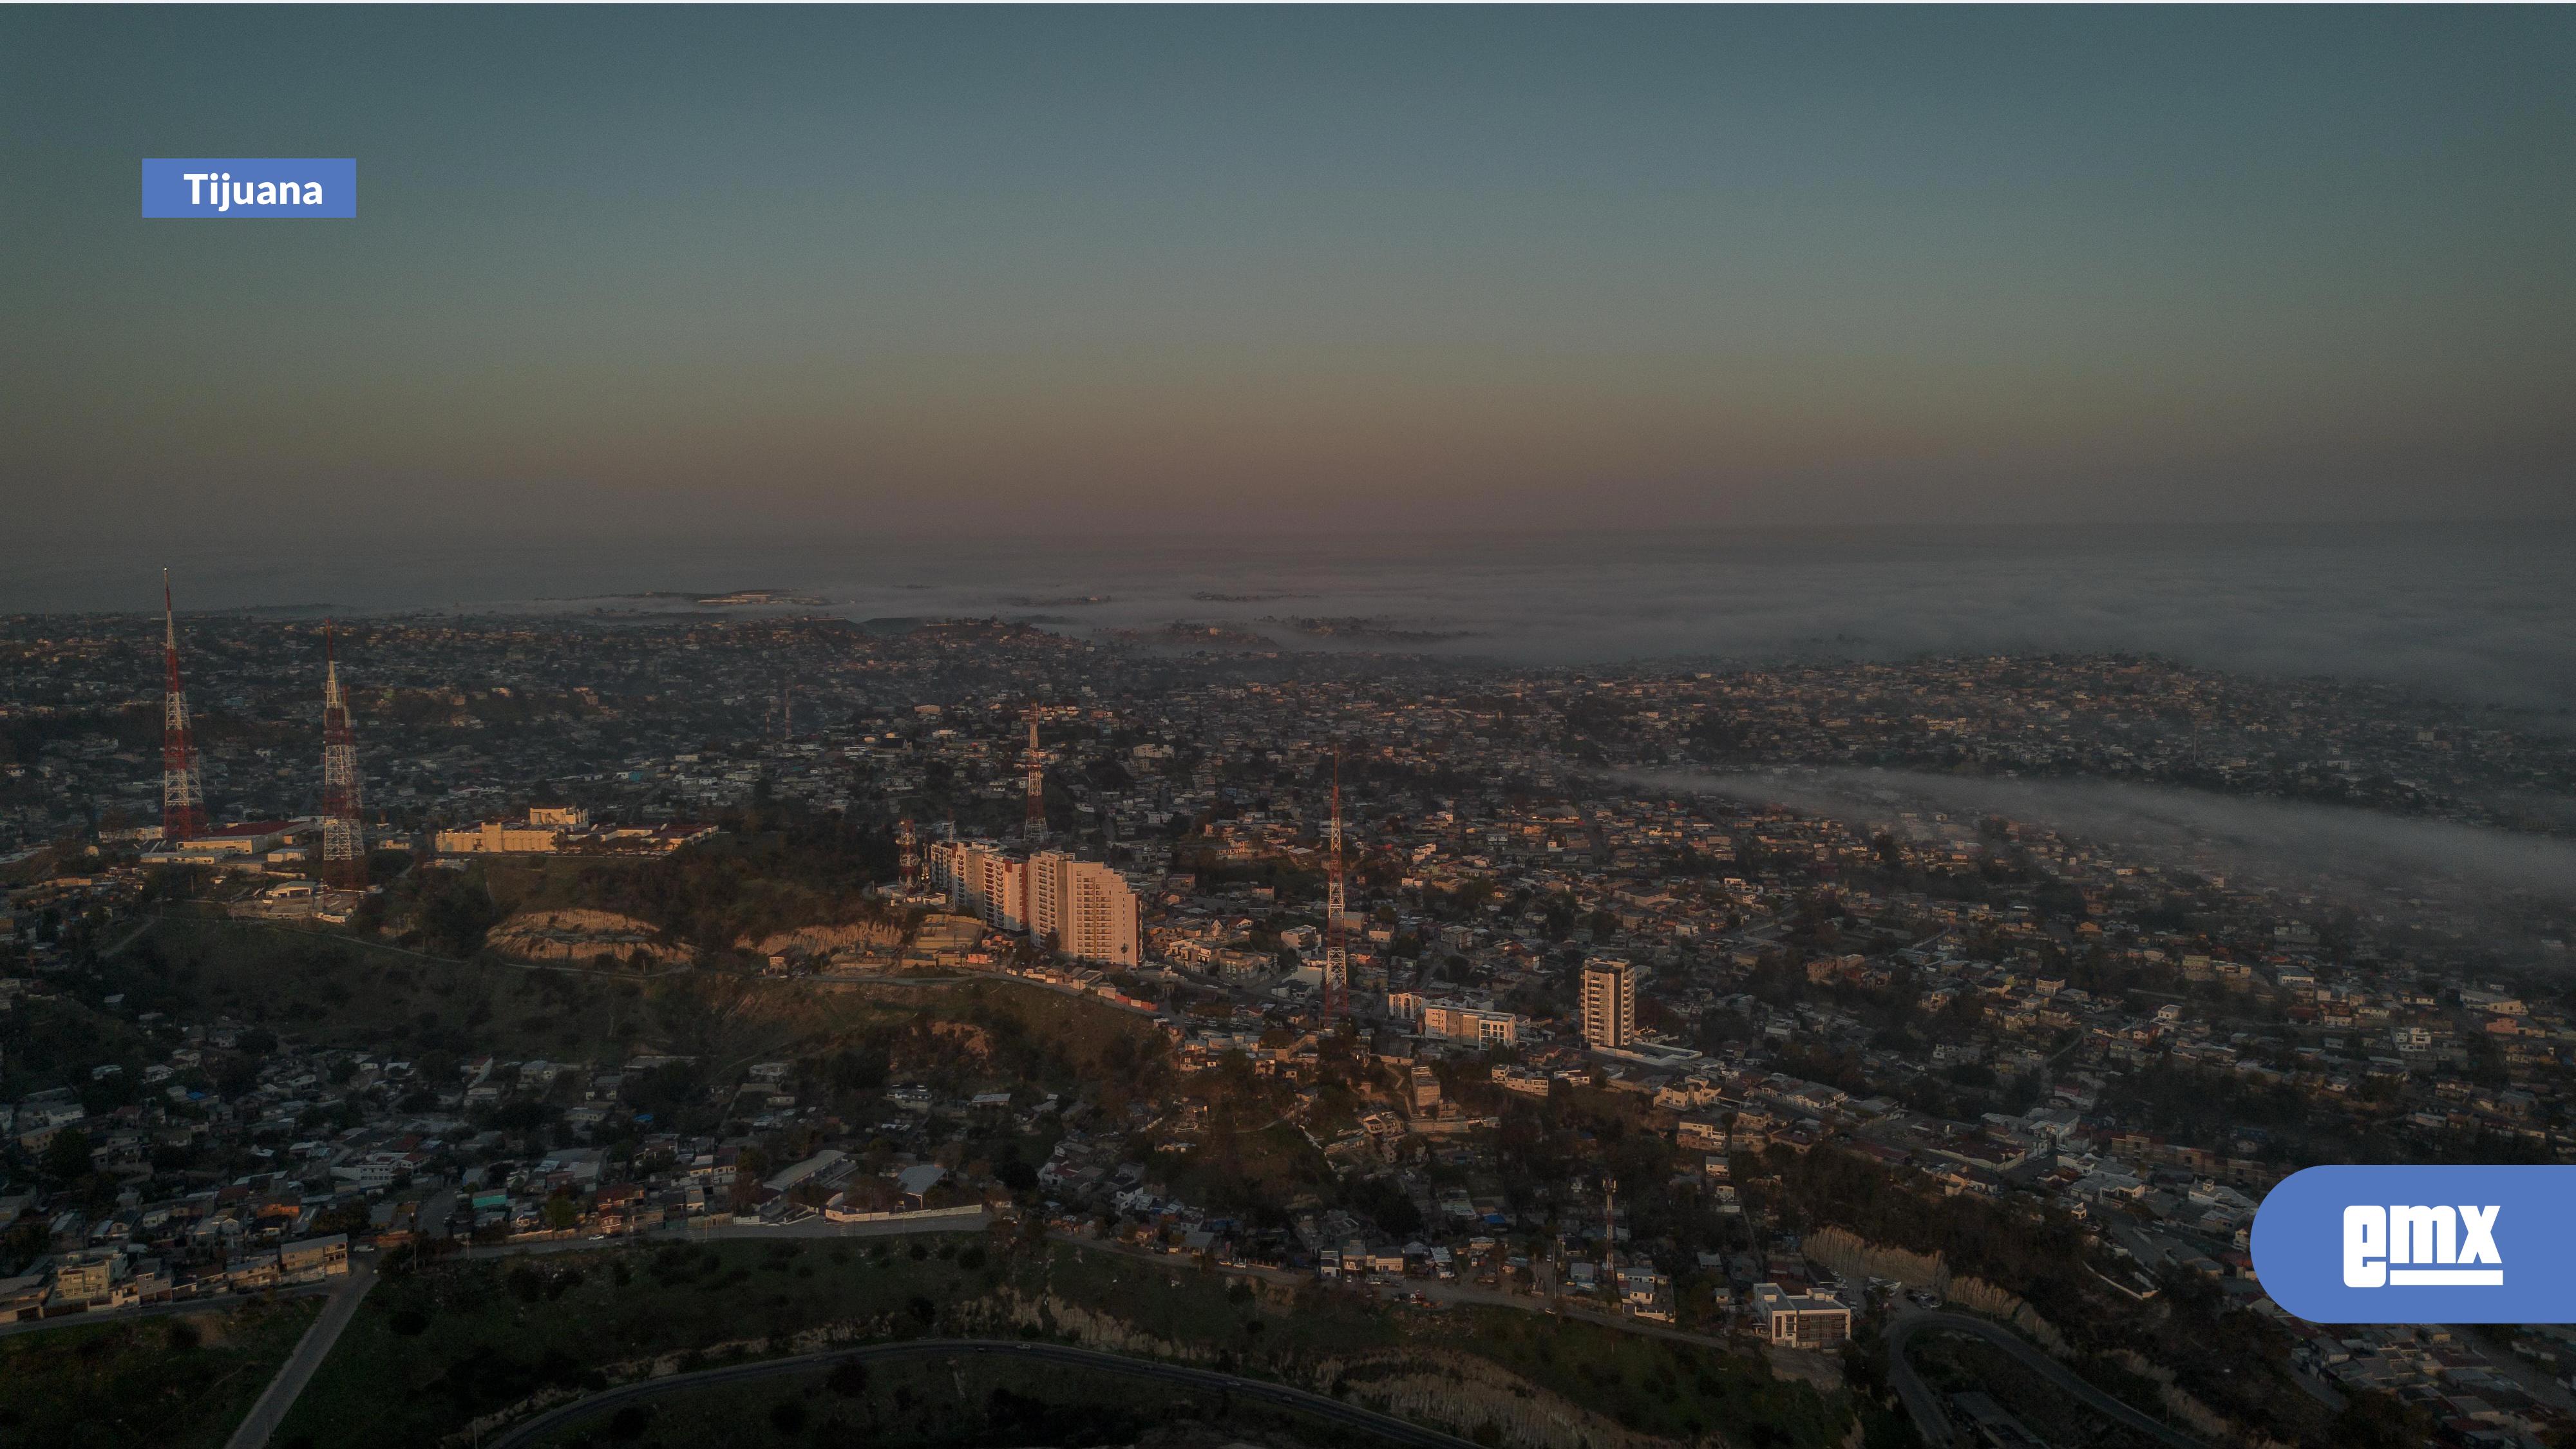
<box><xmin>1029</xmin><ymin>851</ymin><xmax>1142</xmax><ymax>968</ymax></box>
<box><xmin>926</xmin><ymin>839</ymin><xmax>1029</xmax><ymax>933</ymax></box>
<box><xmin>926</xmin><ymin>840</ymin><xmax>1141</xmax><ymax>967</ymax></box>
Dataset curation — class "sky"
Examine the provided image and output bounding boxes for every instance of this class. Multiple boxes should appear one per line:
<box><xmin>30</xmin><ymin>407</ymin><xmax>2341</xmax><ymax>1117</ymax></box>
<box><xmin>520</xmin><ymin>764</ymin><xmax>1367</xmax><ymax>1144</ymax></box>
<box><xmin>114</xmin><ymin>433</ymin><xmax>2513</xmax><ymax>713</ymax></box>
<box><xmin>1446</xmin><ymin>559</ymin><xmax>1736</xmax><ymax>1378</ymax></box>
<box><xmin>5</xmin><ymin>6</ymin><xmax>2573</xmax><ymax>549</ymax></box>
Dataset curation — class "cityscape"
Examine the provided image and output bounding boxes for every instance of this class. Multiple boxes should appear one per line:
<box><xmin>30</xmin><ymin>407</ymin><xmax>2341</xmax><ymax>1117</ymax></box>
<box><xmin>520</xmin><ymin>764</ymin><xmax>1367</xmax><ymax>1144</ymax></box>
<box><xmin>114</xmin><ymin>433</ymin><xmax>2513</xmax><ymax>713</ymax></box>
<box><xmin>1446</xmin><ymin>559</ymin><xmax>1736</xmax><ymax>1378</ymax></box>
<box><xmin>5</xmin><ymin>588</ymin><xmax>2574</xmax><ymax>1449</ymax></box>
<box><xmin>8</xmin><ymin>6</ymin><xmax>2576</xmax><ymax>1449</ymax></box>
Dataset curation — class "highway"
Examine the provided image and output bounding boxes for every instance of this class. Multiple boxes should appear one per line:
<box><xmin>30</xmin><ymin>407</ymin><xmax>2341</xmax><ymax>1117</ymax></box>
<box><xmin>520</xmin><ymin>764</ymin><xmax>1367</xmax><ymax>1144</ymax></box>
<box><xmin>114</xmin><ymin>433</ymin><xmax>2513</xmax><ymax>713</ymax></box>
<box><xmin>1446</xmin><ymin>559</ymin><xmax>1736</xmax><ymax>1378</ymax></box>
<box><xmin>223</xmin><ymin>1257</ymin><xmax>378</xmax><ymax>1449</ymax></box>
<box><xmin>1044</xmin><ymin>1231</ymin><xmax>1846</xmax><ymax>1390</ymax></box>
<box><xmin>484</xmin><ymin>1338</ymin><xmax>1482</xmax><ymax>1449</ymax></box>
<box><xmin>1882</xmin><ymin>1310</ymin><xmax>2203</xmax><ymax>1449</ymax></box>
<box><xmin>185</xmin><ymin>1213</ymin><xmax>1768</xmax><ymax>1446</ymax></box>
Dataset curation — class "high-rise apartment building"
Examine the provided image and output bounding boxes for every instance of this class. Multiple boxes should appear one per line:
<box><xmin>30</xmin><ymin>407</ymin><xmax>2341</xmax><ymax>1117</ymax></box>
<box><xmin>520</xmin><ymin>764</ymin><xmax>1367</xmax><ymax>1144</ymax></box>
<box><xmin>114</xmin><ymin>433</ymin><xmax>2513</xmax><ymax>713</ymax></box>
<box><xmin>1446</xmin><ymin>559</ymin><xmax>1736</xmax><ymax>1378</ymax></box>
<box><xmin>927</xmin><ymin>840</ymin><xmax>1030</xmax><ymax>933</ymax></box>
<box><xmin>1581</xmin><ymin>957</ymin><xmax>1637</xmax><ymax>1050</ymax></box>
<box><xmin>1028</xmin><ymin>850</ymin><xmax>1142</xmax><ymax>967</ymax></box>
<box><xmin>927</xmin><ymin>842</ymin><xmax>1141</xmax><ymax>967</ymax></box>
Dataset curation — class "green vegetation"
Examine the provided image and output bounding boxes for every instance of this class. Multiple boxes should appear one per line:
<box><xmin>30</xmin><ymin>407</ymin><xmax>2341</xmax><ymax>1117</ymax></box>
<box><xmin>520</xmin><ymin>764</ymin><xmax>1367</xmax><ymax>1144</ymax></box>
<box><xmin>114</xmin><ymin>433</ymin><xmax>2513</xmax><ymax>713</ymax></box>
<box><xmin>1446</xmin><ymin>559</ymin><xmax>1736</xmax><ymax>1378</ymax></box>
<box><xmin>1435</xmin><ymin>1307</ymin><xmax>1848</xmax><ymax>1447</ymax></box>
<box><xmin>1756</xmin><ymin>1147</ymin><xmax>2102</xmax><ymax>1327</ymax></box>
<box><xmin>451</xmin><ymin>813</ymin><xmax>894</xmax><ymax>960</ymax></box>
<box><xmin>1907</xmin><ymin>1334</ymin><xmax>2163</xmax><ymax>1449</ymax></box>
<box><xmin>1756</xmin><ymin>1146</ymin><xmax>2335</xmax><ymax>1446</ymax></box>
<box><xmin>99</xmin><ymin>916</ymin><xmax>660</xmax><ymax>1065</ymax></box>
<box><xmin>526</xmin><ymin>1354</ymin><xmax>1383</xmax><ymax>1449</ymax></box>
<box><xmin>278</xmin><ymin>1236</ymin><xmax>1848</xmax><ymax>1449</ymax></box>
<box><xmin>0</xmin><ymin>989</ymin><xmax>151</xmax><ymax>1102</ymax></box>
<box><xmin>278</xmin><ymin>1231</ymin><xmax>1003</xmax><ymax>1447</ymax></box>
<box><xmin>0</xmin><ymin>1296</ymin><xmax>323</xmax><ymax>1449</ymax></box>
<box><xmin>94</xmin><ymin>920</ymin><xmax>1167</xmax><ymax>1101</ymax></box>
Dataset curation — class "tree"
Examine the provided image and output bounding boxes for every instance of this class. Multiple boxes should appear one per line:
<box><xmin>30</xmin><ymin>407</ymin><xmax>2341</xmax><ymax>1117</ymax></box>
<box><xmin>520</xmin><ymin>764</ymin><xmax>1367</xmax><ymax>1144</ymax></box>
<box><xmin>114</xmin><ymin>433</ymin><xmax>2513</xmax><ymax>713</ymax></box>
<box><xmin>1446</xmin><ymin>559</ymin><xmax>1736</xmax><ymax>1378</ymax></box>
<box><xmin>41</xmin><ymin>1129</ymin><xmax>92</xmax><ymax>1183</ymax></box>
<box><xmin>730</xmin><ymin>1147</ymin><xmax>770</xmax><ymax>1213</ymax></box>
<box><xmin>2331</xmin><ymin>1389</ymin><xmax>2433</xmax><ymax>1449</ymax></box>
<box><xmin>416</xmin><ymin>873</ymin><xmax>503</xmax><ymax>957</ymax></box>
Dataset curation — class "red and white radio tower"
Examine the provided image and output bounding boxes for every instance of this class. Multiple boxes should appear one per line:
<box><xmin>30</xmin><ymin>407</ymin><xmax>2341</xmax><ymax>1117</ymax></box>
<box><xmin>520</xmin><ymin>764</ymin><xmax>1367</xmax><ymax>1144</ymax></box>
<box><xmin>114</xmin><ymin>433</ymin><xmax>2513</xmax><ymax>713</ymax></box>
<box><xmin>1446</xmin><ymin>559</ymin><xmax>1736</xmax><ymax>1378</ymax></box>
<box><xmin>158</xmin><ymin>571</ymin><xmax>207</xmax><ymax>845</ymax></box>
<box><xmin>1322</xmin><ymin>748</ymin><xmax>1349</xmax><ymax>1019</ymax></box>
<box><xmin>1023</xmin><ymin>710</ymin><xmax>1046</xmax><ymax>843</ymax></box>
<box><xmin>319</xmin><ymin>623</ymin><xmax>366</xmax><ymax>889</ymax></box>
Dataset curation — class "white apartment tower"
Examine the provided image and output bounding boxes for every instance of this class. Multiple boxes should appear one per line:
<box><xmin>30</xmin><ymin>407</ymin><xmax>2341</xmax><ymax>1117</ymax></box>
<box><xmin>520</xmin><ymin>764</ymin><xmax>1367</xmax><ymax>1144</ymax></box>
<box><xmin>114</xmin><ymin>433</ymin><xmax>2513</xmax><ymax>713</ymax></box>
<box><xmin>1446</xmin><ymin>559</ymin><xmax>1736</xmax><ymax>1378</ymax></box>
<box><xmin>1581</xmin><ymin>957</ymin><xmax>1638</xmax><ymax>1050</ymax></box>
<box><xmin>927</xmin><ymin>842</ymin><xmax>1141</xmax><ymax>967</ymax></box>
<box><xmin>1028</xmin><ymin>851</ymin><xmax>1142</xmax><ymax>967</ymax></box>
<box><xmin>927</xmin><ymin>839</ymin><xmax>1030</xmax><ymax>933</ymax></box>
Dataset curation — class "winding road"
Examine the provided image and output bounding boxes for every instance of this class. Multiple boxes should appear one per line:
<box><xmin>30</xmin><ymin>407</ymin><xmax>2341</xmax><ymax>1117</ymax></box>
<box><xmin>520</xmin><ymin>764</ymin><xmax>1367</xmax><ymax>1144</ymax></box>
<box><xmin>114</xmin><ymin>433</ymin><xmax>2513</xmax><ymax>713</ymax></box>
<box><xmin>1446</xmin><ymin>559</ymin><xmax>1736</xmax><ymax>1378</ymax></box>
<box><xmin>484</xmin><ymin>1338</ymin><xmax>1482</xmax><ymax>1449</ymax></box>
<box><xmin>222</xmin><ymin>1258</ymin><xmax>378</xmax><ymax>1449</ymax></box>
<box><xmin>1883</xmin><ymin>1310</ymin><xmax>2202</xmax><ymax>1449</ymax></box>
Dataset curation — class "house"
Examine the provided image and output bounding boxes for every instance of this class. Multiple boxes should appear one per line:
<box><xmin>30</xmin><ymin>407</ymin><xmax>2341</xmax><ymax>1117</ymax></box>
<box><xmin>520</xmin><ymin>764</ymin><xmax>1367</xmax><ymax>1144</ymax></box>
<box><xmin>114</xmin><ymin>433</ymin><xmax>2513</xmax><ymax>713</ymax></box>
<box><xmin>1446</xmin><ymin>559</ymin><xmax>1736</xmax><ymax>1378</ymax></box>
<box><xmin>1676</xmin><ymin>1117</ymin><xmax>1727</xmax><ymax>1150</ymax></box>
<box><xmin>0</xmin><ymin>1273</ymin><xmax>44</xmax><ymax>1322</ymax></box>
<box><xmin>1752</xmin><ymin>1282</ymin><xmax>1850</xmax><ymax>1347</ymax></box>
<box><xmin>765</xmin><ymin>1150</ymin><xmax>851</xmax><ymax>1196</ymax></box>
<box><xmin>45</xmin><ymin>1253</ymin><xmax>117</xmax><ymax>1309</ymax></box>
<box><xmin>278</xmin><ymin>1234</ymin><xmax>349</xmax><ymax>1283</ymax></box>
<box><xmin>1618</xmin><ymin>1267</ymin><xmax>1676</xmax><ymax>1322</ymax></box>
<box><xmin>896</xmin><ymin>1163</ymin><xmax>947</xmax><ymax>1209</ymax></box>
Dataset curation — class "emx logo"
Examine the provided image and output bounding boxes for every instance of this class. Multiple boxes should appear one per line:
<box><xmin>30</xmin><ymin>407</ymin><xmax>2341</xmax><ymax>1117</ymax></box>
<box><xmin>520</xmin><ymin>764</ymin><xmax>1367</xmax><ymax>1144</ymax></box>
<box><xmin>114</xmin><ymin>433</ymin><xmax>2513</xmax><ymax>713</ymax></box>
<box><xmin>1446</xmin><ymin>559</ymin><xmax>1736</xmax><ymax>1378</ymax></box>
<box><xmin>2254</xmin><ymin>1166</ymin><xmax>2570</xmax><ymax>1322</ymax></box>
<box><xmin>2343</xmin><ymin>1204</ymin><xmax>2502</xmax><ymax>1287</ymax></box>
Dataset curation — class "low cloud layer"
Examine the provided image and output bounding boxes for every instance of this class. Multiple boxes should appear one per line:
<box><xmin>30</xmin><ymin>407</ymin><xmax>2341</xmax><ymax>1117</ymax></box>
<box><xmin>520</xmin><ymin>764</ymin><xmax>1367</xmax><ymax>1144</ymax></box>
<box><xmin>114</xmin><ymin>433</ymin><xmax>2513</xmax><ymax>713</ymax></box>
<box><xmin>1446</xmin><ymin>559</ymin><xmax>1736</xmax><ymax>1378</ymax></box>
<box><xmin>23</xmin><ymin>523</ymin><xmax>2575</xmax><ymax>715</ymax></box>
<box><xmin>1623</xmin><ymin>766</ymin><xmax>2576</xmax><ymax>931</ymax></box>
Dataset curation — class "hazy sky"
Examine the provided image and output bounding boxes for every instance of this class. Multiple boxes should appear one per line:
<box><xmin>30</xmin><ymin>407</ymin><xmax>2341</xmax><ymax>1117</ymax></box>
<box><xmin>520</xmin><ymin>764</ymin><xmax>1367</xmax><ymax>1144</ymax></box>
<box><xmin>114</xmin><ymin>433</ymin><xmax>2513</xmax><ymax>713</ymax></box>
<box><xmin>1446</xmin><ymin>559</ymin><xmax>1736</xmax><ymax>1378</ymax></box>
<box><xmin>6</xmin><ymin>6</ymin><xmax>2573</xmax><ymax>545</ymax></box>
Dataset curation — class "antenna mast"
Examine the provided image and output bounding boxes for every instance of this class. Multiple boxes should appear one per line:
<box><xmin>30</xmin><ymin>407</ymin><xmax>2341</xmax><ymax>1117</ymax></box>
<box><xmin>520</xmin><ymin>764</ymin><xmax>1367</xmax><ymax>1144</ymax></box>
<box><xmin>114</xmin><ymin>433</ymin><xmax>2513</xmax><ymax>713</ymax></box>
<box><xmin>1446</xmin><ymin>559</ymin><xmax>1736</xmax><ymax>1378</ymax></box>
<box><xmin>159</xmin><ymin>571</ymin><xmax>207</xmax><ymax>844</ymax></box>
<box><xmin>1323</xmin><ymin>747</ymin><xmax>1349</xmax><ymax>1018</ymax></box>
<box><xmin>319</xmin><ymin>623</ymin><xmax>366</xmax><ymax>889</ymax></box>
<box><xmin>1023</xmin><ymin>708</ymin><xmax>1046</xmax><ymax>842</ymax></box>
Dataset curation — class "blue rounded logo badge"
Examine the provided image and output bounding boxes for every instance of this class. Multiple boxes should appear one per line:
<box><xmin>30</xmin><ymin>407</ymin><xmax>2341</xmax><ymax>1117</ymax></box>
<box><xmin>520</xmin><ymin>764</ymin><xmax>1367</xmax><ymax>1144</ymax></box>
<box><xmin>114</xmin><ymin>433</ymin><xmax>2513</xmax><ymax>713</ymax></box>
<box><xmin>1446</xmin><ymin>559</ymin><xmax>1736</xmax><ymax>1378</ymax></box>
<box><xmin>2251</xmin><ymin>1164</ymin><xmax>2575</xmax><ymax>1323</ymax></box>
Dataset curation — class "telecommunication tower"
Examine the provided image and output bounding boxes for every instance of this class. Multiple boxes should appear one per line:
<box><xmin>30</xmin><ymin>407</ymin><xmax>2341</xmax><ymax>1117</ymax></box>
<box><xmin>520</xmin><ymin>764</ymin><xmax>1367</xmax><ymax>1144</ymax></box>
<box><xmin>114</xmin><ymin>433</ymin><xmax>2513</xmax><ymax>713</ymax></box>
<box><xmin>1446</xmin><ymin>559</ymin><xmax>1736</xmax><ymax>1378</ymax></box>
<box><xmin>319</xmin><ymin>623</ymin><xmax>366</xmax><ymax>889</ymax></box>
<box><xmin>158</xmin><ymin>571</ymin><xmax>207</xmax><ymax>844</ymax></box>
<box><xmin>1022</xmin><ymin>710</ymin><xmax>1046</xmax><ymax>842</ymax></box>
<box><xmin>1321</xmin><ymin>748</ymin><xmax>1349</xmax><ymax>1018</ymax></box>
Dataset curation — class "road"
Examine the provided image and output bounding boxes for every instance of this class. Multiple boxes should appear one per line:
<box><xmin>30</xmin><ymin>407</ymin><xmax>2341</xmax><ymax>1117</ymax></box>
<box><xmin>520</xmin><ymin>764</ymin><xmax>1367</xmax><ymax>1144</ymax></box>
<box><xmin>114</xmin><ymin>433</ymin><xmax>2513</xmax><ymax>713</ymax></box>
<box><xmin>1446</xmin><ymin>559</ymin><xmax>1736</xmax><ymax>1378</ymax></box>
<box><xmin>457</xmin><ymin>1206</ymin><xmax>989</xmax><ymax>1260</ymax></box>
<box><xmin>222</xmin><ymin>1257</ymin><xmax>378</xmax><ymax>1449</ymax></box>
<box><xmin>0</xmin><ymin>1280</ymin><xmax>348</xmax><ymax>1341</ymax></box>
<box><xmin>1041</xmin><ymin>1230</ymin><xmax>1857</xmax><ymax>1385</ymax></box>
<box><xmin>1883</xmin><ymin>1310</ymin><xmax>2202</xmax><ymax>1449</ymax></box>
<box><xmin>485</xmin><ymin>1338</ymin><xmax>1481</xmax><ymax>1449</ymax></box>
<box><xmin>99</xmin><ymin>914</ymin><xmax>164</xmax><ymax>959</ymax></box>
<box><xmin>170</xmin><ymin>1214</ymin><xmax>1769</xmax><ymax>1447</ymax></box>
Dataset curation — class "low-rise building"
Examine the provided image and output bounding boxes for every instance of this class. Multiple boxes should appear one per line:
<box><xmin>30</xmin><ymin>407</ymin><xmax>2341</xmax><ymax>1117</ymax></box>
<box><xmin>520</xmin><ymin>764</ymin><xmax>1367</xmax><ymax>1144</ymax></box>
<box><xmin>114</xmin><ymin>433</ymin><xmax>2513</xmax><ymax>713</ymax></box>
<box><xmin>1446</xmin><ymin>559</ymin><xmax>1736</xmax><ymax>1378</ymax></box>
<box><xmin>1752</xmin><ymin>1281</ymin><xmax>1850</xmax><ymax>1347</ymax></box>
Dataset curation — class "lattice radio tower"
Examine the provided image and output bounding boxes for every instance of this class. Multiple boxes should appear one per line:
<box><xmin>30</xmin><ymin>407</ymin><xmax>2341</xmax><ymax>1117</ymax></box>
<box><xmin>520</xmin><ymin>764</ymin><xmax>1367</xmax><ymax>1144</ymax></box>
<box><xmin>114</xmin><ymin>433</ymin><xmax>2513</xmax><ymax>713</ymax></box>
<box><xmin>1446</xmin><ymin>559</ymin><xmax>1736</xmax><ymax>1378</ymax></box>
<box><xmin>319</xmin><ymin>623</ymin><xmax>366</xmax><ymax>889</ymax></box>
<box><xmin>1322</xmin><ymin>747</ymin><xmax>1349</xmax><ymax>1019</ymax></box>
<box><xmin>159</xmin><ymin>571</ymin><xmax>207</xmax><ymax>844</ymax></box>
<box><xmin>1023</xmin><ymin>709</ymin><xmax>1046</xmax><ymax>842</ymax></box>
